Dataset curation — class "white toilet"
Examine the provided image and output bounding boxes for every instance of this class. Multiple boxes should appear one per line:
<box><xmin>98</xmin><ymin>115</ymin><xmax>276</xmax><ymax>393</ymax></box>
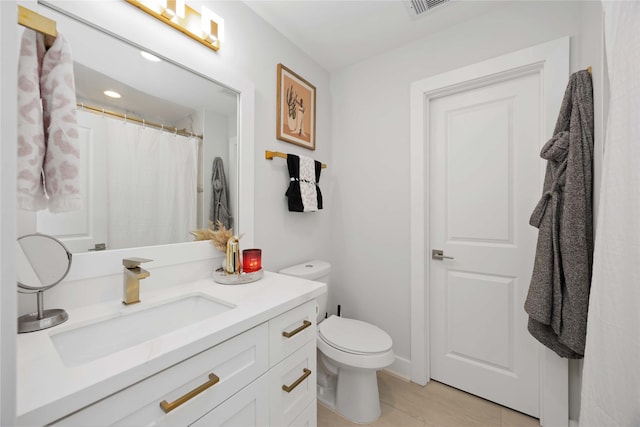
<box><xmin>279</xmin><ymin>260</ymin><xmax>394</xmax><ymax>424</ymax></box>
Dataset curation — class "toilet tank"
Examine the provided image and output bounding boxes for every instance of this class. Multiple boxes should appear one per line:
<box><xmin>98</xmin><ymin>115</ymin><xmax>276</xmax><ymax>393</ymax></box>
<box><xmin>279</xmin><ymin>260</ymin><xmax>330</xmax><ymax>322</ymax></box>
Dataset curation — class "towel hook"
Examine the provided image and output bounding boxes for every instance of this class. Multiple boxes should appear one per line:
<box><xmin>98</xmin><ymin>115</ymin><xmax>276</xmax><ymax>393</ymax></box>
<box><xmin>101</xmin><ymin>108</ymin><xmax>105</xmax><ymax>119</ymax></box>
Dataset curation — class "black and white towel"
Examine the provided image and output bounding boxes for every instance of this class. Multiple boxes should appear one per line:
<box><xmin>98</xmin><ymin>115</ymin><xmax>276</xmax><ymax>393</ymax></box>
<box><xmin>285</xmin><ymin>154</ymin><xmax>323</xmax><ymax>212</ymax></box>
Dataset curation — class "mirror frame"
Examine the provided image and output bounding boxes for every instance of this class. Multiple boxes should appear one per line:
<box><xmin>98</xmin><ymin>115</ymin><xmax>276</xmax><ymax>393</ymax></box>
<box><xmin>38</xmin><ymin>0</ymin><xmax>255</xmax><ymax>281</ymax></box>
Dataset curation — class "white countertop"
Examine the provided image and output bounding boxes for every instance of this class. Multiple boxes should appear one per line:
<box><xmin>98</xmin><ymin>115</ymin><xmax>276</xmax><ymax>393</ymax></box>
<box><xmin>16</xmin><ymin>271</ymin><xmax>326</xmax><ymax>426</ymax></box>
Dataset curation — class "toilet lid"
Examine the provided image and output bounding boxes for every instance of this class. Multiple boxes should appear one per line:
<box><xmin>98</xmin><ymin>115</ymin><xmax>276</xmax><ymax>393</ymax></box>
<box><xmin>319</xmin><ymin>315</ymin><xmax>392</xmax><ymax>354</ymax></box>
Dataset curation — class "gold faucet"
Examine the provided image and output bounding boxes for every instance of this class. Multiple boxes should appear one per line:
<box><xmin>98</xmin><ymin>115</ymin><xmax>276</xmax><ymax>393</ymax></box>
<box><xmin>122</xmin><ymin>258</ymin><xmax>152</xmax><ymax>305</ymax></box>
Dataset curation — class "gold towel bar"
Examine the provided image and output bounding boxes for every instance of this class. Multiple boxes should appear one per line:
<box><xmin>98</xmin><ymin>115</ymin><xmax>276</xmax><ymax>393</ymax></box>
<box><xmin>265</xmin><ymin>150</ymin><xmax>327</xmax><ymax>169</ymax></box>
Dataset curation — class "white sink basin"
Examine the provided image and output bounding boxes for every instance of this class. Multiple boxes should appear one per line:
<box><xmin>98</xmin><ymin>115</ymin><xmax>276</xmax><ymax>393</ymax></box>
<box><xmin>50</xmin><ymin>294</ymin><xmax>235</xmax><ymax>367</ymax></box>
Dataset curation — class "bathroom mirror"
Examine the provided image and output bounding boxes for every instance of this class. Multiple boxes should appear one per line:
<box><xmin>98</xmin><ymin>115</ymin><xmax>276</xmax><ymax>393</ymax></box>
<box><xmin>17</xmin><ymin>234</ymin><xmax>71</xmax><ymax>332</ymax></box>
<box><xmin>29</xmin><ymin>2</ymin><xmax>240</xmax><ymax>254</ymax></box>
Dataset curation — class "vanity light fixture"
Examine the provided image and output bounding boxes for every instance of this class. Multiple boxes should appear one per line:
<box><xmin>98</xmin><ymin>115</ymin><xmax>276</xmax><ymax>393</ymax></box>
<box><xmin>104</xmin><ymin>90</ymin><xmax>122</xmax><ymax>99</ymax></box>
<box><xmin>200</xmin><ymin>6</ymin><xmax>224</xmax><ymax>45</ymax></box>
<box><xmin>125</xmin><ymin>0</ymin><xmax>224</xmax><ymax>52</ymax></box>
<box><xmin>160</xmin><ymin>0</ymin><xmax>184</xmax><ymax>19</ymax></box>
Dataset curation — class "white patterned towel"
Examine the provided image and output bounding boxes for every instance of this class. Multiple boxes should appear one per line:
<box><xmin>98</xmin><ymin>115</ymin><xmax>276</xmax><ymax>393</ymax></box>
<box><xmin>17</xmin><ymin>29</ymin><xmax>47</xmax><ymax>211</ymax></box>
<box><xmin>17</xmin><ymin>30</ymin><xmax>81</xmax><ymax>212</ymax></box>
<box><xmin>299</xmin><ymin>155</ymin><xmax>318</xmax><ymax>212</ymax></box>
<box><xmin>40</xmin><ymin>32</ymin><xmax>81</xmax><ymax>212</ymax></box>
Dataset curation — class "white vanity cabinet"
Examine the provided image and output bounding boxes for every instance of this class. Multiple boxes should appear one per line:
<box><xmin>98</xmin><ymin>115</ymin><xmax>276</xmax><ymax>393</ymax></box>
<box><xmin>51</xmin><ymin>323</ymin><xmax>269</xmax><ymax>426</ymax></box>
<box><xmin>268</xmin><ymin>300</ymin><xmax>318</xmax><ymax>427</ymax></box>
<box><xmin>189</xmin><ymin>373</ymin><xmax>270</xmax><ymax>427</ymax></box>
<box><xmin>269</xmin><ymin>341</ymin><xmax>317</xmax><ymax>427</ymax></box>
<box><xmin>190</xmin><ymin>299</ymin><xmax>317</xmax><ymax>427</ymax></box>
<box><xmin>48</xmin><ymin>299</ymin><xmax>319</xmax><ymax>427</ymax></box>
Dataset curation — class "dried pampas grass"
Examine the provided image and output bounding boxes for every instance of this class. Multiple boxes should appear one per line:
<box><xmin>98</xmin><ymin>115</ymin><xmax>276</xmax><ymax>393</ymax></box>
<box><xmin>190</xmin><ymin>220</ymin><xmax>234</xmax><ymax>252</ymax></box>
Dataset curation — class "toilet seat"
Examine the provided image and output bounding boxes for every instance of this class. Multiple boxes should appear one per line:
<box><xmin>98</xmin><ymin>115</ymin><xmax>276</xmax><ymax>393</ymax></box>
<box><xmin>317</xmin><ymin>316</ymin><xmax>395</xmax><ymax>370</ymax></box>
<box><xmin>319</xmin><ymin>315</ymin><xmax>392</xmax><ymax>355</ymax></box>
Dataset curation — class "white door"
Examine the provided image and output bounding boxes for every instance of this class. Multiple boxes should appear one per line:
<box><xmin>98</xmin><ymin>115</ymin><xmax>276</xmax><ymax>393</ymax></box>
<box><xmin>37</xmin><ymin>110</ymin><xmax>108</xmax><ymax>253</ymax></box>
<box><xmin>429</xmin><ymin>72</ymin><xmax>542</xmax><ymax>417</ymax></box>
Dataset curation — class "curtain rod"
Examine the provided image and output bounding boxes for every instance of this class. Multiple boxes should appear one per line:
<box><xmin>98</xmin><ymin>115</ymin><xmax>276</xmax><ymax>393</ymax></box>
<box><xmin>265</xmin><ymin>150</ymin><xmax>327</xmax><ymax>169</ymax></box>
<box><xmin>77</xmin><ymin>103</ymin><xmax>203</xmax><ymax>140</ymax></box>
<box><xmin>18</xmin><ymin>6</ymin><xmax>57</xmax><ymax>48</ymax></box>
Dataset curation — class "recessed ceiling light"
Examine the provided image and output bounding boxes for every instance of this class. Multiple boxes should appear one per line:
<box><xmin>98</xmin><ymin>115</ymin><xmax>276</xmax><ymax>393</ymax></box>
<box><xmin>103</xmin><ymin>90</ymin><xmax>121</xmax><ymax>99</ymax></box>
<box><xmin>140</xmin><ymin>51</ymin><xmax>162</xmax><ymax>62</ymax></box>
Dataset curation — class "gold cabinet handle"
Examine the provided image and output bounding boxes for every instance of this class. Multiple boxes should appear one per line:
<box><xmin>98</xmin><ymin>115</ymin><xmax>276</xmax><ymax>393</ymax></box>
<box><xmin>282</xmin><ymin>368</ymin><xmax>312</xmax><ymax>393</ymax></box>
<box><xmin>159</xmin><ymin>373</ymin><xmax>220</xmax><ymax>413</ymax></box>
<box><xmin>282</xmin><ymin>320</ymin><xmax>312</xmax><ymax>338</ymax></box>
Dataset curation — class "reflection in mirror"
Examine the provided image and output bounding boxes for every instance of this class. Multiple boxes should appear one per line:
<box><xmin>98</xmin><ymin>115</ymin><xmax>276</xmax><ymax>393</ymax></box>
<box><xmin>17</xmin><ymin>233</ymin><xmax>72</xmax><ymax>333</ymax></box>
<box><xmin>32</xmin><ymin>4</ymin><xmax>239</xmax><ymax>254</ymax></box>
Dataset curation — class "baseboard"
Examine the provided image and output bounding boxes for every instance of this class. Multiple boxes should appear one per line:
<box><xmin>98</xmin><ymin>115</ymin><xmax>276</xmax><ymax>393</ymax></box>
<box><xmin>384</xmin><ymin>355</ymin><xmax>412</xmax><ymax>381</ymax></box>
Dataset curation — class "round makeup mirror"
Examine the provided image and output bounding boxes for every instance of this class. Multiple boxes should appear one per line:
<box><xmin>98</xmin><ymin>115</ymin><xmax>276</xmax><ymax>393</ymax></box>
<box><xmin>17</xmin><ymin>233</ymin><xmax>72</xmax><ymax>333</ymax></box>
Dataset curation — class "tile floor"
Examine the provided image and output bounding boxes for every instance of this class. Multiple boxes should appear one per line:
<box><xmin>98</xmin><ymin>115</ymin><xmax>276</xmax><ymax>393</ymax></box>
<box><xmin>317</xmin><ymin>371</ymin><xmax>540</xmax><ymax>427</ymax></box>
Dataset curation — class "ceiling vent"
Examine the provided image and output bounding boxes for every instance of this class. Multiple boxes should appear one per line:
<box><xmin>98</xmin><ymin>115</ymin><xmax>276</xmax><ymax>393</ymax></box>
<box><xmin>407</xmin><ymin>0</ymin><xmax>450</xmax><ymax>17</ymax></box>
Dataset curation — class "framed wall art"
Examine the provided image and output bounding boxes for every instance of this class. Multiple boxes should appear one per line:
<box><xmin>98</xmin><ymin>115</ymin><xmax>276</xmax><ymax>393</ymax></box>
<box><xmin>276</xmin><ymin>63</ymin><xmax>316</xmax><ymax>150</ymax></box>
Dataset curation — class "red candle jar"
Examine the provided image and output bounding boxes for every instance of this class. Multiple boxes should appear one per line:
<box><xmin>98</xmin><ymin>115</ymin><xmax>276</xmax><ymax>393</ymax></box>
<box><xmin>242</xmin><ymin>249</ymin><xmax>262</xmax><ymax>273</ymax></box>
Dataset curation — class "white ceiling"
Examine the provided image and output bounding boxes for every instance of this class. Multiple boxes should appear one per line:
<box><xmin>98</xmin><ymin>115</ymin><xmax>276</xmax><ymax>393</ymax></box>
<box><xmin>243</xmin><ymin>0</ymin><xmax>503</xmax><ymax>72</ymax></box>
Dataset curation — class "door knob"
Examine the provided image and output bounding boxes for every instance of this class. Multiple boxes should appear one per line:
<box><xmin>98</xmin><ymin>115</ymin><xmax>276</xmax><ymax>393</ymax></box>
<box><xmin>432</xmin><ymin>249</ymin><xmax>454</xmax><ymax>260</ymax></box>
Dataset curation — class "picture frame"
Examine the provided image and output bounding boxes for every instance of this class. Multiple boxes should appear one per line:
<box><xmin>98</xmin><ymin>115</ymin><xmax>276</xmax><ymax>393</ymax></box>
<box><xmin>276</xmin><ymin>63</ymin><xmax>316</xmax><ymax>150</ymax></box>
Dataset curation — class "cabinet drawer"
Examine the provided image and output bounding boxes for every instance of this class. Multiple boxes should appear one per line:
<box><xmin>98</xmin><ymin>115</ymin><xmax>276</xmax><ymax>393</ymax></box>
<box><xmin>269</xmin><ymin>340</ymin><xmax>317</xmax><ymax>427</ymax></box>
<box><xmin>51</xmin><ymin>323</ymin><xmax>269</xmax><ymax>427</ymax></box>
<box><xmin>289</xmin><ymin>401</ymin><xmax>317</xmax><ymax>427</ymax></box>
<box><xmin>269</xmin><ymin>300</ymin><xmax>317</xmax><ymax>366</ymax></box>
<box><xmin>190</xmin><ymin>373</ymin><xmax>269</xmax><ymax>427</ymax></box>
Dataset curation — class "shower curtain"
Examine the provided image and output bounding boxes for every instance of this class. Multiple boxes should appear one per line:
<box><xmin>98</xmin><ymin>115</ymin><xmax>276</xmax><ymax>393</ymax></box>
<box><xmin>106</xmin><ymin>120</ymin><xmax>198</xmax><ymax>250</ymax></box>
<box><xmin>579</xmin><ymin>2</ymin><xmax>640</xmax><ymax>425</ymax></box>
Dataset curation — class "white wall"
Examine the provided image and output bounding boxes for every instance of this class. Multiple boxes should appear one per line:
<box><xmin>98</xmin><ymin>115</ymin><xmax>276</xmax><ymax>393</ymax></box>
<box><xmin>330</xmin><ymin>0</ymin><xmax>603</xmax><ymax>419</ymax></box>
<box><xmin>0</xmin><ymin>2</ymin><xmax>18</xmax><ymax>424</ymax></box>
<box><xmin>200</xmin><ymin>1</ymin><xmax>334</xmax><ymax>273</ymax></box>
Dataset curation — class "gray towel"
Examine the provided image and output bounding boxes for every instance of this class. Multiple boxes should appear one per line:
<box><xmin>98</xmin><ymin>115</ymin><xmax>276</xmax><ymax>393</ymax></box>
<box><xmin>524</xmin><ymin>70</ymin><xmax>594</xmax><ymax>358</ymax></box>
<box><xmin>209</xmin><ymin>157</ymin><xmax>232</xmax><ymax>230</ymax></box>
